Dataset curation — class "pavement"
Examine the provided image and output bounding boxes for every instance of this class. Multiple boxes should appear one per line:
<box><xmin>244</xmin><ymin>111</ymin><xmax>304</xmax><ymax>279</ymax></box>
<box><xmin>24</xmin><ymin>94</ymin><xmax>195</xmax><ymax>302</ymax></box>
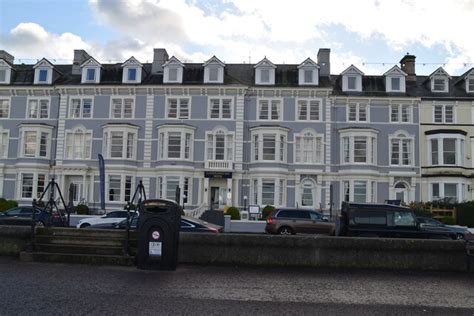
<box><xmin>0</xmin><ymin>257</ymin><xmax>473</xmax><ymax>315</ymax></box>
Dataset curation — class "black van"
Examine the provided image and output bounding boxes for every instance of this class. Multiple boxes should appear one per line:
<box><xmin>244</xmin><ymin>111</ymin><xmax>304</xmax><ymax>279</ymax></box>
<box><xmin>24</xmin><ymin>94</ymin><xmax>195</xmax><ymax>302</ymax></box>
<box><xmin>336</xmin><ymin>203</ymin><xmax>456</xmax><ymax>240</ymax></box>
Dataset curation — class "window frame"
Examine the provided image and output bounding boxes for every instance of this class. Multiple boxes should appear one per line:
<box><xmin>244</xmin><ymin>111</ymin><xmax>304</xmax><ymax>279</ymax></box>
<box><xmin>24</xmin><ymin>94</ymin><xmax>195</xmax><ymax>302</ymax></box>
<box><xmin>257</xmin><ymin>98</ymin><xmax>283</xmax><ymax>121</ymax></box>
<box><xmin>390</xmin><ymin>104</ymin><xmax>412</xmax><ymax>123</ymax></box>
<box><xmin>64</xmin><ymin>126</ymin><xmax>93</xmax><ymax>160</ymax></box>
<box><xmin>250</xmin><ymin>127</ymin><xmax>288</xmax><ymax>163</ymax></box>
<box><xmin>295</xmin><ymin>98</ymin><xmax>322</xmax><ymax>122</ymax></box>
<box><xmin>341</xmin><ymin>179</ymin><xmax>377</xmax><ymax>203</ymax></box>
<box><xmin>19</xmin><ymin>125</ymin><xmax>53</xmax><ymax>159</ymax></box>
<box><xmin>26</xmin><ymin>97</ymin><xmax>50</xmax><ymax>119</ymax></box>
<box><xmin>347</xmin><ymin>102</ymin><xmax>369</xmax><ymax>122</ymax></box>
<box><xmin>102</xmin><ymin>125</ymin><xmax>138</xmax><ymax>160</ymax></box>
<box><xmin>427</xmin><ymin>134</ymin><xmax>465</xmax><ymax>166</ymax></box>
<box><xmin>110</xmin><ymin>96</ymin><xmax>135</xmax><ymax>119</ymax></box>
<box><xmin>294</xmin><ymin>129</ymin><xmax>324</xmax><ymax>164</ymax></box>
<box><xmin>157</xmin><ymin>125</ymin><xmax>195</xmax><ymax>161</ymax></box>
<box><xmin>69</xmin><ymin>97</ymin><xmax>93</xmax><ymax>119</ymax></box>
<box><xmin>389</xmin><ymin>131</ymin><xmax>415</xmax><ymax>166</ymax></box>
<box><xmin>431</xmin><ymin>76</ymin><xmax>448</xmax><ymax>92</ymax></box>
<box><xmin>432</xmin><ymin>104</ymin><xmax>455</xmax><ymax>124</ymax></box>
<box><xmin>339</xmin><ymin>129</ymin><xmax>378</xmax><ymax>165</ymax></box>
<box><xmin>205</xmin><ymin>128</ymin><xmax>234</xmax><ymax>161</ymax></box>
<box><xmin>429</xmin><ymin>182</ymin><xmax>464</xmax><ymax>202</ymax></box>
<box><xmin>208</xmin><ymin>97</ymin><xmax>233</xmax><ymax>120</ymax></box>
<box><xmin>106</xmin><ymin>174</ymin><xmax>134</xmax><ymax>203</ymax></box>
<box><xmin>166</xmin><ymin>97</ymin><xmax>191</xmax><ymax>119</ymax></box>
<box><xmin>0</xmin><ymin>98</ymin><xmax>10</xmax><ymax>118</ymax></box>
<box><xmin>19</xmin><ymin>173</ymin><xmax>47</xmax><ymax>200</ymax></box>
<box><xmin>0</xmin><ymin>128</ymin><xmax>9</xmax><ymax>158</ymax></box>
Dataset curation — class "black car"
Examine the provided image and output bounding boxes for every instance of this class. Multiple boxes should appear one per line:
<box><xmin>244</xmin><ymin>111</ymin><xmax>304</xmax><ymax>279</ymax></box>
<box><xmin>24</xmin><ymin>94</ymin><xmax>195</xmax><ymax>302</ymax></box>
<box><xmin>0</xmin><ymin>206</ymin><xmax>65</xmax><ymax>227</ymax></box>
<box><xmin>337</xmin><ymin>203</ymin><xmax>456</xmax><ymax>240</ymax></box>
<box><xmin>88</xmin><ymin>214</ymin><xmax>222</xmax><ymax>233</ymax></box>
<box><xmin>417</xmin><ymin>216</ymin><xmax>469</xmax><ymax>240</ymax></box>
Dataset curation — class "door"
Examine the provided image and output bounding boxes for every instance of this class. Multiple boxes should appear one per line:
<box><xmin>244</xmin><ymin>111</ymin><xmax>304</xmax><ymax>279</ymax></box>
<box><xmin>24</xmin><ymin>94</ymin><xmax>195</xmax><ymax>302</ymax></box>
<box><xmin>394</xmin><ymin>182</ymin><xmax>409</xmax><ymax>205</ymax></box>
<box><xmin>210</xmin><ymin>187</ymin><xmax>219</xmax><ymax>209</ymax></box>
<box><xmin>70</xmin><ymin>182</ymin><xmax>83</xmax><ymax>203</ymax></box>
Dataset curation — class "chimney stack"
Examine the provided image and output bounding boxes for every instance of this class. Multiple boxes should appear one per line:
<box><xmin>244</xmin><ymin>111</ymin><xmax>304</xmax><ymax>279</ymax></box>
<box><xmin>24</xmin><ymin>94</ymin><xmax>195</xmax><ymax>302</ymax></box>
<box><xmin>72</xmin><ymin>49</ymin><xmax>91</xmax><ymax>75</ymax></box>
<box><xmin>0</xmin><ymin>50</ymin><xmax>14</xmax><ymax>65</ymax></box>
<box><xmin>400</xmin><ymin>54</ymin><xmax>416</xmax><ymax>81</ymax></box>
<box><xmin>152</xmin><ymin>48</ymin><xmax>169</xmax><ymax>73</ymax></box>
<box><xmin>317</xmin><ymin>48</ymin><xmax>330</xmax><ymax>77</ymax></box>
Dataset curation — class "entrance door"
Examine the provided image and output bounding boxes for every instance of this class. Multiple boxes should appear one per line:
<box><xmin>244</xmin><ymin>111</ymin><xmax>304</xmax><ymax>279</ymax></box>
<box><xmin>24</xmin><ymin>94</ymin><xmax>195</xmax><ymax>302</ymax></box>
<box><xmin>210</xmin><ymin>186</ymin><xmax>227</xmax><ymax>210</ymax></box>
<box><xmin>70</xmin><ymin>182</ymin><xmax>83</xmax><ymax>203</ymax></box>
<box><xmin>394</xmin><ymin>182</ymin><xmax>409</xmax><ymax>205</ymax></box>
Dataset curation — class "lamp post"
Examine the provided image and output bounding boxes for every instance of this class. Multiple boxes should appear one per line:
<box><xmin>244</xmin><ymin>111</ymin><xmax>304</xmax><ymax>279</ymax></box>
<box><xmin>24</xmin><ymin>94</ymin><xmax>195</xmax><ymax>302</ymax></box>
<box><xmin>243</xmin><ymin>195</ymin><xmax>248</xmax><ymax>218</ymax></box>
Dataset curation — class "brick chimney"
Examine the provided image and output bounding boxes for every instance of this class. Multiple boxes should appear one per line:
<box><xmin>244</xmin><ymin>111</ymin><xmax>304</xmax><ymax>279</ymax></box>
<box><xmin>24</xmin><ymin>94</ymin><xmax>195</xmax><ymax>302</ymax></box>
<box><xmin>152</xmin><ymin>48</ymin><xmax>169</xmax><ymax>73</ymax></box>
<box><xmin>0</xmin><ymin>50</ymin><xmax>14</xmax><ymax>65</ymax></box>
<box><xmin>72</xmin><ymin>49</ymin><xmax>91</xmax><ymax>75</ymax></box>
<box><xmin>317</xmin><ymin>48</ymin><xmax>330</xmax><ymax>77</ymax></box>
<box><xmin>400</xmin><ymin>54</ymin><xmax>416</xmax><ymax>81</ymax></box>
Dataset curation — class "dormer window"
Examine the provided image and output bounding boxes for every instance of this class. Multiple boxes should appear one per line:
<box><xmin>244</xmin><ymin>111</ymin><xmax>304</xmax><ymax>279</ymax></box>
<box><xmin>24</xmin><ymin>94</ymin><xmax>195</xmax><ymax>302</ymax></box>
<box><xmin>255</xmin><ymin>57</ymin><xmax>276</xmax><ymax>85</ymax></box>
<box><xmin>429</xmin><ymin>67</ymin><xmax>450</xmax><ymax>93</ymax></box>
<box><xmin>0</xmin><ymin>59</ymin><xmax>12</xmax><ymax>84</ymax></box>
<box><xmin>468</xmin><ymin>76</ymin><xmax>474</xmax><ymax>93</ymax></box>
<box><xmin>163</xmin><ymin>56</ymin><xmax>184</xmax><ymax>84</ymax></box>
<box><xmin>384</xmin><ymin>66</ymin><xmax>407</xmax><ymax>93</ymax></box>
<box><xmin>341</xmin><ymin>65</ymin><xmax>364</xmax><ymax>92</ymax></box>
<box><xmin>298</xmin><ymin>58</ymin><xmax>319</xmax><ymax>86</ymax></box>
<box><xmin>80</xmin><ymin>57</ymin><xmax>102</xmax><ymax>84</ymax></box>
<box><xmin>121</xmin><ymin>56</ymin><xmax>143</xmax><ymax>84</ymax></box>
<box><xmin>33</xmin><ymin>58</ymin><xmax>54</xmax><ymax>85</ymax></box>
<box><xmin>203</xmin><ymin>56</ymin><xmax>225</xmax><ymax>84</ymax></box>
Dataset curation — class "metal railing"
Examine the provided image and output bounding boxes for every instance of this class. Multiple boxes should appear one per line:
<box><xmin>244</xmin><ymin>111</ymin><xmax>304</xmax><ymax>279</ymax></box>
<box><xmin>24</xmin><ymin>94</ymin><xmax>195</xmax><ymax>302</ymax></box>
<box><xmin>184</xmin><ymin>203</ymin><xmax>207</xmax><ymax>218</ymax></box>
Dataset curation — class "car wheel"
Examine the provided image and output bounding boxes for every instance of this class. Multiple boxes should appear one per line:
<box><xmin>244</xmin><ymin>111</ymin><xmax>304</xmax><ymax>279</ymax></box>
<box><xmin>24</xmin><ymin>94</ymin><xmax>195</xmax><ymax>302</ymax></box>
<box><xmin>80</xmin><ymin>223</ymin><xmax>91</xmax><ymax>228</ymax></box>
<box><xmin>455</xmin><ymin>233</ymin><xmax>464</xmax><ymax>240</ymax></box>
<box><xmin>278</xmin><ymin>226</ymin><xmax>294</xmax><ymax>235</ymax></box>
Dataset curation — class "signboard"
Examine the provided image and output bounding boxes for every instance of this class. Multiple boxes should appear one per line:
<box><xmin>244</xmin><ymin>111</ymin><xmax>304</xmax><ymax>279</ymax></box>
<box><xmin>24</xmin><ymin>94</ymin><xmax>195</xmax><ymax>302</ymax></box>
<box><xmin>204</xmin><ymin>171</ymin><xmax>232</xmax><ymax>179</ymax></box>
<box><xmin>249</xmin><ymin>205</ymin><xmax>260</xmax><ymax>214</ymax></box>
<box><xmin>149</xmin><ymin>242</ymin><xmax>162</xmax><ymax>256</ymax></box>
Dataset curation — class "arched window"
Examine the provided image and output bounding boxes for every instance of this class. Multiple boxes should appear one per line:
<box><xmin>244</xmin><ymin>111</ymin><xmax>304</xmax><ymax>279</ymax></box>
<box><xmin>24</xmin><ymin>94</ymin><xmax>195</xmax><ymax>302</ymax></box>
<box><xmin>300</xmin><ymin>178</ymin><xmax>318</xmax><ymax>207</ymax></box>
<box><xmin>390</xmin><ymin>131</ymin><xmax>414</xmax><ymax>166</ymax></box>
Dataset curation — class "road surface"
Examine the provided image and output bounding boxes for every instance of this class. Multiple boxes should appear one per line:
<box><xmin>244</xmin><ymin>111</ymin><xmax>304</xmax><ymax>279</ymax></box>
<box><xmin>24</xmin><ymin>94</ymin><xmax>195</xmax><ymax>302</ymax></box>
<box><xmin>0</xmin><ymin>257</ymin><xmax>472</xmax><ymax>315</ymax></box>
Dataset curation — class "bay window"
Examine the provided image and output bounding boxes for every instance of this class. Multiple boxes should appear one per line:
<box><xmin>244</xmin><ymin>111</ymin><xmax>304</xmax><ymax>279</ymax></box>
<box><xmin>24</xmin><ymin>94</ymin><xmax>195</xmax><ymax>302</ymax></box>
<box><xmin>158</xmin><ymin>125</ymin><xmax>195</xmax><ymax>160</ymax></box>
<box><xmin>251</xmin><ymin>127</ymin><xmax>288</xmax><ymax>162</ymax></box>
<box><xmin>428</xmin><ymin>133</ymin><xmax>464</xmax><ymax>166</ymax></box>
<box><xmin>342</xmin><ymin>180</ymin><xmax>377</xmax><ymax>203</ymax></box>
<box><xmin>19</xmin><ymin>125</ymin><xmax>52</xmax><ymax>158</ymax></box>
<box><xmin>340</xmin><ymin>129</ymin><xmax>377</xmax><ymax>164</ymax></box>
<box><xmin>103</xmin><ymin>124</ymin><xmax>138</xmax><ymax>159</ymax></box>
<box><xmin>430</xmin><ymin>182</ymin><xmax>465</xmax><ymax>203</ymax></box>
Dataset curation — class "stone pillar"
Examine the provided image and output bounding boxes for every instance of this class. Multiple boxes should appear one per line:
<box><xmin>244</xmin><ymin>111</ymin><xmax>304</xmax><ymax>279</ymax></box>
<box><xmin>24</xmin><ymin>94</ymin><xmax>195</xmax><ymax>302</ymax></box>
<box><xmin>204</xmin><ymin>178</ymin><xmax>209</xmax><ymax>207</ymax></box>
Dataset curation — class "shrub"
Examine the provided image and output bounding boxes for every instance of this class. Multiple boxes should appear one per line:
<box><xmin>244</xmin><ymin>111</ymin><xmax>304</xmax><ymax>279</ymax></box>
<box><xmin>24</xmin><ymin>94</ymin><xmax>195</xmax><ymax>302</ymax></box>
<box><xmin>225</xmin><ymin>206</ymin><xmax>240</xmax><ymax>220</ymax></box>
<box><xmin>0</xmin><ymin>199</ymin><xmax>18</xmax><ymax>212</ymax></box>
<box><xmin>456</xmin><ymin>201</ymin><xmax>474</xmax><ymax>227</ymax></box>
<box><xmin>76</xmin><ymin>204</ymin><xmax>89</xmax><ymax>215</ymax></box>
<box><xmin>261</xmin><ymin>205</ymin><xmax>275</xmax><ymax>219</ymax></box>
<box><xmin>439</xmin><ymin>216</ymin><xmax>456</xmax><ymax>225</ymax></box>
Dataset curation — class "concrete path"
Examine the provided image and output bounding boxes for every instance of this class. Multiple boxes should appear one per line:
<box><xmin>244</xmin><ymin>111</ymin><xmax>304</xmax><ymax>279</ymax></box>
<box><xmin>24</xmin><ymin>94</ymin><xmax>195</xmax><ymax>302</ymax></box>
<box><xmin>0</xmin><ymin>257</ymin><xmax>472</xmax><ymax>315</ymax></box>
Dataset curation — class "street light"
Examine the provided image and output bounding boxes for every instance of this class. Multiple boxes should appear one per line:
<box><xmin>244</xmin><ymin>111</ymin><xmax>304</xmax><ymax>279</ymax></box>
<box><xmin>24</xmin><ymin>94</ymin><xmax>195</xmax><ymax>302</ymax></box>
<box><xmin>243</xmin><ymin>195</ymin><xmax>248</xmax><ymax>215</ymax></box>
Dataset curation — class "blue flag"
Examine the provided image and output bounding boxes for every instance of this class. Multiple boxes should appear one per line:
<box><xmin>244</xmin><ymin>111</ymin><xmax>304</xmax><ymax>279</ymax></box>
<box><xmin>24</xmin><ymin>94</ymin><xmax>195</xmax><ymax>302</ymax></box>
<box><xmin>98</xmin><ymin>154</ymin><xmax>105</xmax><ymax>210</ymax></box>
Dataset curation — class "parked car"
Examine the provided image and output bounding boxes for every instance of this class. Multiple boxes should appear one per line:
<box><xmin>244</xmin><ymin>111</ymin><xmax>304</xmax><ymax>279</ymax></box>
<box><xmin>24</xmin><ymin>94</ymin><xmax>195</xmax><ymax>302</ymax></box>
<box><xmin>87</xmin><ymin>214</ymin><xmax>222</xmax><ymax>233</ymax></box>
<box><xmin>337</xmin><ymin>203</ymin><xmax>456</xmax><ymax>240</ymax></box>
<box><xmin>0</xmin><ymin>206</ymin><xmax>65</xmax><ymax>227</ymax></box>
<box><xmin>265</xmin><ymin>208</ymin><xmax>335</xmax><ymax>235</ymax></box>
<box><xmin>416</xmin><ymin>216</ymin><xmax>469</xmax><ymax>240</ymax></box>
<box><xmin>76</xmin><ymin>211</ymin><xmax>129</xmax><ymax>228</ymax></box>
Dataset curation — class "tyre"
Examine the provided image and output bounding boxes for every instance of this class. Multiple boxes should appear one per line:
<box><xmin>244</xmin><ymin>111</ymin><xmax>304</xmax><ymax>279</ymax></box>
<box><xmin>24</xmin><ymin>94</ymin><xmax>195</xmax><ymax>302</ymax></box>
<box><xmin>80</xmin><ymin>223</ymin><xmax>91</xmax><ymax>228</ymax></box>
<box><xmin>277</xmin><ymin>226</ymin><xmax>294</xmax><ymax>235</ymax></box>
<box><xmin>455</xmin><ymin>233</ymin><xmax>464</xmax><ymax>240</ymax></box>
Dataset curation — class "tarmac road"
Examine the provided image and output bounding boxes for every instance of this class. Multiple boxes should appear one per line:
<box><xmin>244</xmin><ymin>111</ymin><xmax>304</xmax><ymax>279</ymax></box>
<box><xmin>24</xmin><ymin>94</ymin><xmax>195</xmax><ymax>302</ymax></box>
<box><xmin>0</xmin><ymin>257</ymin><xmax>473</xmax><ymax>315</ymax></box>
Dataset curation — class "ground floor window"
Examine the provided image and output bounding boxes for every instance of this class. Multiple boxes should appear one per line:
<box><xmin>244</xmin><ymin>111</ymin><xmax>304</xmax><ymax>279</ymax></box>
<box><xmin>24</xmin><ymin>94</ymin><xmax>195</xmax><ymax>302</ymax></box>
<box><xmin>251</xmin><ymin>178</ymin><xmax>286</xmax><ymax>207</ymax></box>
<box><xmin>430</xmin><ymin>182</ymin><xmax>465</xmax><ymax>203</ymax></box>
<box><xmin>342</xmin><ymin>180</ymin><xmax>377</xmax><ymax>203</ymax></box>
<box><xmin>20</xmin><ymin>173</ymin><xmax>46</xmax><ymax>199</ymax></box>
<box><xmin>107</xmin><ymin>175</ymin><xmax>133</xmax><ymax>202</ymax></box>
<box><xmin>157</xmin><ymin>175</ymin><xmax>192</xmax><ymax>205</ymax></box>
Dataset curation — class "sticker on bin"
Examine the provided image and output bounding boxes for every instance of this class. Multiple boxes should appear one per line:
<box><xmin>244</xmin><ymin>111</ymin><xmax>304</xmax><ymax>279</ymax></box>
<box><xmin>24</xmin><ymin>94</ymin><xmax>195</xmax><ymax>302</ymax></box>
<box><xmin>152</xmin><ymin>231</ymin><xmax>160</xmax><ymax>240</ymax></box>
<box><xmin>149</xmin><ymin>241</ymin><xmax>162</xmax><ymax>256</ymax></box>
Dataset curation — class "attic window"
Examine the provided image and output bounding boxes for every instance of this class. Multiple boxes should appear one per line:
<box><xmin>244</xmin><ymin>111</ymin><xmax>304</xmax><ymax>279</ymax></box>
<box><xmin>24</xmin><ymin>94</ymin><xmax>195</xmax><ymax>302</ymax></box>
<box><xmin>347</xmin><ymin>76</ymin><xmax>357</xmax><ymax>90</ymax></box>
<box><xmin>209</xmin><ymin>68</ymin><xmax>218</xmax><ymax>81</ymax></box>
<box><xmin>304</xmin><ymin>70</ymin><xmax>313</xmax><ymax>83</ymax></box>
<box><xmin>0</xmin><ymin>70</ymin><xmax>5</xmax><ymax>83</ymax></box>
<box><xmin>39</xmin><ymin>70</ymin><xmax>48</xmax><ymax>82</ymax></box>
<box><xmin>260</xmin><ymin>69</ymin><xmax>270</xmax><ymax>83</ymax></box>
<box><xmin>468</xmin><ymin>77</ymin><xmax>474</xmax><ymax>92</ymax></box>
<box><xmin>433</xmin><ymin>78</ymin><xmax>446</xmax><ymax>91</ymax></box>
<box><xmin>127</xmin><ymin>68</ymin><xmax>137</xmax><ymax>81</ymax></box>
<box><xmin>168</xmin><ymin>68</ymin><xmax>178</xmax><ymax>81</ymax></box>
<box><xmin>86</xmin><ymin>69</ymin><xmax>96</xmax><ymax>81</ymax></box>
<box><xmin>391</xmin><ymin>77</ymin><xmax>400</xmax><ymax>91</ymax></box>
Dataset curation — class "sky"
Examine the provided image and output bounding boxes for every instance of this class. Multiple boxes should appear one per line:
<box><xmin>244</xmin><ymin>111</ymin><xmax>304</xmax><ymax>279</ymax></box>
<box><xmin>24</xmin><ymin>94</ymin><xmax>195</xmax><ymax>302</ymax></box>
<box><xmin>0</xmin><ymin>0</ymin><xmax>473</xmax><ymax>76</ymax></box>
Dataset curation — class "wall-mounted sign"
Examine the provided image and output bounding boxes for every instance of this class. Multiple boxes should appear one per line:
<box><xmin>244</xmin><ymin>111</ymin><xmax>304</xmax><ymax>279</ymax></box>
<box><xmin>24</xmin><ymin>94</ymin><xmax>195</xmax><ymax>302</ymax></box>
<box><xmin>249</xmin><ymin>205</ymin><xmax>260</xmax><ymax>214</ymax></box>
<box><xmin>204</xmin><ymin>171</ymin><xmax>232</xmax><ymax>179</ymax></box>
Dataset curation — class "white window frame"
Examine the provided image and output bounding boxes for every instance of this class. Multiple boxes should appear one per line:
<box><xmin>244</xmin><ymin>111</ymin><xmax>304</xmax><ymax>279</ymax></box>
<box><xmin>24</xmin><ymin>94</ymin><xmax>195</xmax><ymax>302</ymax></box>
<box><xmin>300</xmin><ymin>178</ymin><xmax>319</xmax><ymax>208</ymax></box>
<box><xmin>64</xmin><ymin>126</ymin><xmax>92</xmax><ymax>160</ymax></box>
<box><xmin>208</xmin><ymin>97</ymin><xmax>233</xmax><ymax>120</ymax></box>
<box><xmin>163</xmin><ymin>60</ymin><xmax>184</xmax><ymax>84</ymax></box>
<box><xmin>166</xmin><ymin>97</ymin><xmax>190</xmax><ymax>119</ymax></box>
<box><xmin>257</xmin><ymin>98</ymin><xmax>282</xmax><ymax>121</ymax></box>
<box><xmin>157</xmin><ymin>125</ymin><xmax>195</xmax><ymax>161</ymax></box>
<box><xmin>0</xmin><ymin>63</ymin><xmax>12</xmax><ymax>84</ymax></box>
<box><xmin>429</xmin><ymin>182</ymin><xmax>464</xmax><ymax>202</ymax></box>
<box><xmin>296</xmin><ymin>98</ymin><xmax>322</xmax><ymax>121</ymax></box>
<box><xmin>19</xmin><ymin>125</ymin><xmax>53</xmax><ymax>159</ymax></box>
<box><xmin>110</xmin><ymin>96</ymin><xmax>135</xmax><ymax>119</ymax></box>
<box><xmin>250</xmin><ymin>127</ymin><xmax>288</xmax><ymax>163</ymax></box>
<box><xmin>205</xmin><ymin>128</ymin><xmax>234</xmax><ymax>161</ymax></box>
<box><xmin>341</xmin><ymin>179</ymin><xmax>377</xmax><ymax>203</ymax></box>
<box><xmin>433</xmin><ymin>104</ymin><xmax>455</xmax><ymax>124</ymax></box>
<box><xmin>427</xmin><ymin>133</ymin><xmax>465</xmax><ymax>166</ymax></box>
<box><xmin>255</xmin><ymin>68</ymin><xmax>275</xmax><ymax>85</ymax></box>
<box><xmin>26</xmin><ymin>97</ymin><xmax>50</xmax><ymax>119</ymax></box>
<box><xmin>103</xmin><ymin>125</ymin><xmax>138</xmax><ymax>160</ymax></box>
<box><xmin>18</xmin><ymin>172</ymin><xmax>47</xmax><ymax>200</ymax></box>
<box><xmin>466</xmin><ymin>75</ymin><xmax>474</xmax><ymax>93</ymax></box>
<box><xmin>251</xmin><ymin>177</ymin><xmax>286</xmax><ymax>207</ymax></box>
<box><xmin>298</xmin><ymin>67</ymin><xmax>319</xmax><ymax>86</ymax></box>
<box><xmin>204</xmin><ymin>65</ymin><xmax>224</xmax><ymax>84</ymax></box>
<box><xmin>390</xmin><ymin>104</ymin><xmax>412</xmax><ymax>123</ymax></box>
<box><xmin>122</xmin><ymin>67</ymin><xmax>142</xmax><ymax>84</ymax></box>
<box><xmin>0</xmin><ymin>128</ymin><xmax>9</xmax><ymax>158</ymax></box>
<box><xmin>294</xmin><ymin>129</ymin><xmax>324</xmax><ymax>164</ymax></box>
<box><xmin>69</xmin><ymin>97</ymin><xmax>93</xmax><ymax>118</ymax></box>
<box><xmin>340</xmin><ymin>129</ymin><xmax>378</xmax><ymax>165</ymax></box>
<box><xmin>156</xmin><ymin>175</ymin><xmax>192</xmax><ymax>205</ymax></box>
<box><xmin>106</xmin><ymin>174</ymin><xmax>134</xmax><ymax>203</ymax></box>
<box><xmin>347</xmin><ymin>102</ymin><xmax>369</xmax><ymax>122</ymax></box>
<box><xmin>431</xmin><ymin>76</ymin><xmax>448</xmax><ymax>92</ymax></box>
<box><xmin>389</xmin><ymin>131</ymin><xmax>415</xmax><ymax>166</ymax></box>
<box><xmin>34</xmin><ymin>68</ymin><xmax>52</xmax><ymax>85</ymax></box>
<box><xmin>0</xmin><ymin>98</ymin><xmax>10</xmax><ymax>118</ymax></box>
<box><xmin>385</xmin><ymin>76</ymin><xmax>406</xmax><ymax>92</ymax></box>
<box><xmin>343</xmin><ymin>75</ymin><xmax>362</xmax><ymax>92</ymax></box>
<box><xmin>81</xmin><ymin>66</ymin><xmax>101</xmax><ymax>84</ymax></box>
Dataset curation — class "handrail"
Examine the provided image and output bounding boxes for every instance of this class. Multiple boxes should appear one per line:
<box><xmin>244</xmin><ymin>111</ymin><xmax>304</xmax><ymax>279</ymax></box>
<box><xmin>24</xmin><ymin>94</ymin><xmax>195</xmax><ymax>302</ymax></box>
<box><xmin>184</xmin><ymin>203</ymin><xmax>207</xmax><ymax>218</ymax></box>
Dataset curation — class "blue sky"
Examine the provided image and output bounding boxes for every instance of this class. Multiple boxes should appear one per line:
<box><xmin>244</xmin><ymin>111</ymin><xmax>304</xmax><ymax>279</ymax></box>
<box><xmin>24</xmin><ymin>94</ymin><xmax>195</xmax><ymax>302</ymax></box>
<box><xmin>1</xmin><ymin>0</ymin><xmax>473</xmax><ymax>75</ymax></box>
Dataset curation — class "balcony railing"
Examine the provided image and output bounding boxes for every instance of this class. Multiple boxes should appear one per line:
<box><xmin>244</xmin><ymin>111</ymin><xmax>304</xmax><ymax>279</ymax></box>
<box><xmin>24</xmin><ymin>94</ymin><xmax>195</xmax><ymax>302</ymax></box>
<box><xmin>205</xmin><ymin>160</ymin><xmax>233</xmax><ymax>170</ymax></box>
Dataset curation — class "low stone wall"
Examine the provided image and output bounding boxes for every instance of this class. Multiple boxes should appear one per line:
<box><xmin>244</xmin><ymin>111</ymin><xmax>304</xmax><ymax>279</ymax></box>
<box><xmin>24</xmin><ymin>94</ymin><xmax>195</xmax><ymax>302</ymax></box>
<box><xmin>0</xmin><ymin>226</ymin><xmax>31</xmax><ymax>257</ymax></box>
<box><xmin>179</xmin><ymin>234</ymin><xmax>467</xmax><ymax>271</ymax></box>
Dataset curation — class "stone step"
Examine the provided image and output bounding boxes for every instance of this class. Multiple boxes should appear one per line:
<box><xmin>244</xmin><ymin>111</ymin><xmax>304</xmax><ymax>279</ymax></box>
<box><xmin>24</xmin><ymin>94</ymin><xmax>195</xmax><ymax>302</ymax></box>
<box><xmin>35</xmin><ymin>235</ymin><xmax>126</xmax><ymax>247</ymax></box>
<box><xmin>20</xmin><ymin>251</ymin><xmax>135</xmax><ymax>266</ymax></box>
<box><xmin>34</xmin><ymin>243</ymin><xmax>127</xmax><ymax>256</ymax></box>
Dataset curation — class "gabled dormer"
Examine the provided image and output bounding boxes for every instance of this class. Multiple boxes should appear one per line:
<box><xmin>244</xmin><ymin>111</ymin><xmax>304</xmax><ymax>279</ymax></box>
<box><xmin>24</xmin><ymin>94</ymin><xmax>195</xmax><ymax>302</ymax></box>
<box><xmin>254</xmin><ymin>57</ymin><xmax>276</xmax><ymax>85</ymax></box>
<box><xmin>341</xmin><ymin>65</ymin><xmax>364</xmax><ymax>92</ymax></box>
<box><xmin>0</xmin><ymin>59</ymin><xmax>13</xmax><ymax>85</ymax></box>
<box><xmin>429</xmin><ymin>67</ymin><xmax>451</xmax><ymax>93</ymax></box>
<box><xmin>121</xmin><ymin>56</ymin><xmax>143</xmax><ymax>84</ymax></box>
<box><xmin>298</xmin><ymin>58</ymin><xmax>319</xmax><ymax>86</ymax></box>
<box><xmin>461</xmin><ymin>68</ymin><xmax>474</xmax><ymax>93</ymax></box>
<box><xmin>163</xmin><ymin>56</ymin><xmax>184</xmax><ymax>84</ymax></box>
<box><xmin>33</xmin><ymin>58</ymin><xmax>54</xmax><ymax>85</ymax></box>
<box><xmin>384</xmin><ymin>65</ymin><xmax>407</xmax><ymax>93</ymax></box>
<box><xmin>203</xmin><ymin>56</ymin><xmax>225</xmax><ymax>84</ymax></box>
<box><xmin>80</xmin><ymin>57</ymin><xmax>102</xmax><ymax>84</ymax></box>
